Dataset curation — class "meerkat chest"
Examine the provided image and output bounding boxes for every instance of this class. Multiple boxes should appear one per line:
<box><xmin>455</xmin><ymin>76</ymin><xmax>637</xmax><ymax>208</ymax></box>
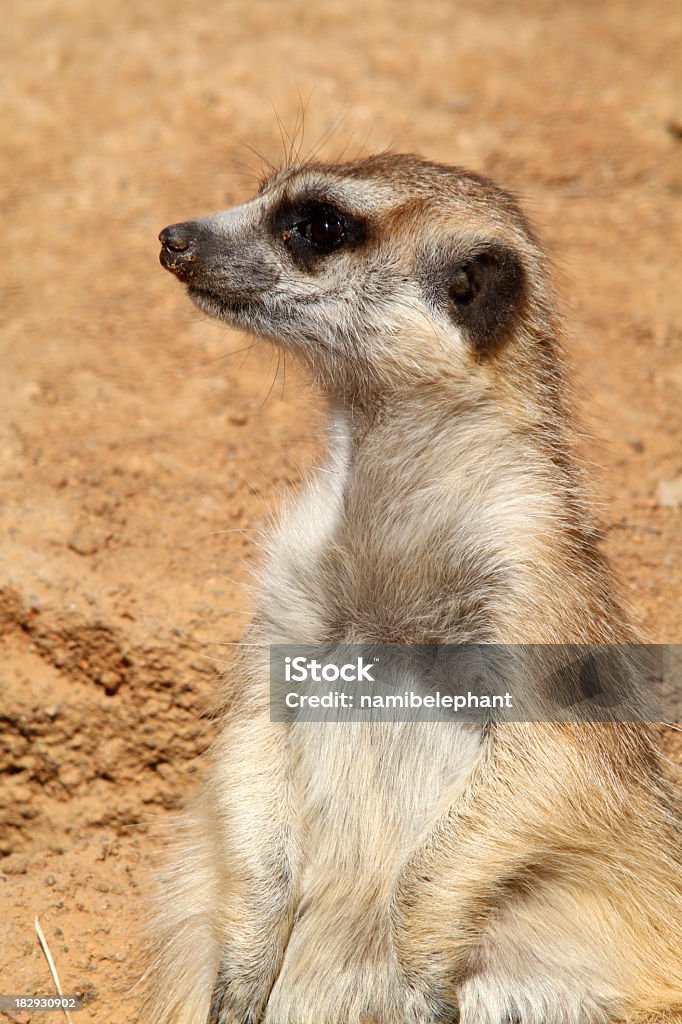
<box><xmin>289</xmin><ymin>719</ymin><xmax>482</xmax><ymax>877</ymax></box>
<box><xmin>256</xmin><ymin>411</ymin><xmax>487</xmax><ymax>871</ymax></box>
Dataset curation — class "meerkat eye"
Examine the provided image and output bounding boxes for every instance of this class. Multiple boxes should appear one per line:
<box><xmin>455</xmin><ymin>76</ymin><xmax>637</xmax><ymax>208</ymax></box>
<box><xmin>295</xmin><ymin>204</ymin><xmax>346</xmax><ymax>253</ymax></box>
<box><xmin>273</xmin><ymin>198</ymin><xmax>366</xmax><ymax>270</ymax></box>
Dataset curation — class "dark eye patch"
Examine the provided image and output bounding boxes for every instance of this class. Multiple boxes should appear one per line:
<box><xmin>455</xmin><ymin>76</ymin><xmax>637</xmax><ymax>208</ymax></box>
<box><xmin>420</xmin><ymin>241</ymin><xmax>526</xmax><ymax>351</ymax></box>
<box><xmin>270</xmin><ymin>195</ymin><xmax>368</xmax><ymax>271</ymax></box>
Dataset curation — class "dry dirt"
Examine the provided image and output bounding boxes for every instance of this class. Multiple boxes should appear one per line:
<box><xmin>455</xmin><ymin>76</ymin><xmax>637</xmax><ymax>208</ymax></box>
<box><xmin>1</xmin><ymin>0</ymin><xmax>681</xmax><ymax>1020</ymax></box>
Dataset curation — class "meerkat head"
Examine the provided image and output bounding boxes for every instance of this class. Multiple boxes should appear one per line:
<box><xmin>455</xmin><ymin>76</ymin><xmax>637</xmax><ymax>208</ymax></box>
<box><xmin>159</xmin><ymin>153</ymin><xmax>558</xmax><ymax>401</ymax></box>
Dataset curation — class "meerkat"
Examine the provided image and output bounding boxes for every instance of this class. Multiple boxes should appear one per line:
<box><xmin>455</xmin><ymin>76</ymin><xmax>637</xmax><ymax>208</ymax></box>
<box><xmin>151</xmin><ymin>153</ymin><xmax>682</xmax><ymax>1024</ymax></box>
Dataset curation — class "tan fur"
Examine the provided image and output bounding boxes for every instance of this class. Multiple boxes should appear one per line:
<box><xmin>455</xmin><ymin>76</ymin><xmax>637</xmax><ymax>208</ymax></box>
<box><xmin>148</xmin><ymin>154</ymin><xmax>682</xmax><ymax>1024</ymax></box>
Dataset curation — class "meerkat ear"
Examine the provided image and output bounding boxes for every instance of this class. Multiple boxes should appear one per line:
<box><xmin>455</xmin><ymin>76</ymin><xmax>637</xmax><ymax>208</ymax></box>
<box><xmin>446</xmin><ymin>242</ymin><xmax>526</xmax><ymax>350</ymax></box>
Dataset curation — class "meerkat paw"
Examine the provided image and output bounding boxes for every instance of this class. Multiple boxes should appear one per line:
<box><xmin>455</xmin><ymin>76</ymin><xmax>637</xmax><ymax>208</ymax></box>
<box><xmin>208</xmin><ymin>981</ymin><xmax>258</xmax><ymax>1024</ymax></box>
<box><xmin>456</xmin><ymin>970</ymin><xmax>613</xmax><ymax>1024</ymax></box>
<box><xmin>208</xmin><ymin>954</ymin><xmax>283</xmax><ymax>1024</ymax></box>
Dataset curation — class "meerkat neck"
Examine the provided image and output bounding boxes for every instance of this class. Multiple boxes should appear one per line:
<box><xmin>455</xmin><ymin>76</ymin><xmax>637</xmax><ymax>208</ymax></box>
<box><xmin>319</xmin><ymin>392</ymin><xmax>628</xmax><ymax>644</ymax></box>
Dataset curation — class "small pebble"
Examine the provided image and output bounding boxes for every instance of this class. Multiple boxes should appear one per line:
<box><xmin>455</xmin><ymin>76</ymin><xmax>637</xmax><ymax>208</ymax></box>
<box><xmin>1</xmin><ymin>855</ymin><xmax>29</xmax><ymax>875</ymax></box>
<box><xmin>67</xmin><ymin>523</ymin><xmax>111</xmax><ymax>556</ymax></box>
<box><xmin>657</xmin><ymin>477</ymin><xmax>682</xmax><ymax>509</ymax></box>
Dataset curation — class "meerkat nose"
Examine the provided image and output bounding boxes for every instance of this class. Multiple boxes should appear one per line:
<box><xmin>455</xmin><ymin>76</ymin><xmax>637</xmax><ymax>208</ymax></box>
<box><xmin>159</xmin><ymin>223</ymin><xmax>196</xmax><ymax>252</ymax></box>
<box><xmin>159</xmin><ymin>222</ymin><xmax>198</xmax><ymax>279</ymax></box>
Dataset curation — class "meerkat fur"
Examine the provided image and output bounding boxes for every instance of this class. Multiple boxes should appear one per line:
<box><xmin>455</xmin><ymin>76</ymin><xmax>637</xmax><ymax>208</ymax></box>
<box><xmin>150</xmin><ymin>154</ymin><xmax>682</xmax><ymax>1024</ymax></box>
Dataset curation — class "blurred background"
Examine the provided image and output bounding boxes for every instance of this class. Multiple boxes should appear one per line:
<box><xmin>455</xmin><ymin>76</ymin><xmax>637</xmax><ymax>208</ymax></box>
<box><xmin>1</xmin><ymin>0</ymin><xmax>681</xmax><ymax>1018</ymax></box>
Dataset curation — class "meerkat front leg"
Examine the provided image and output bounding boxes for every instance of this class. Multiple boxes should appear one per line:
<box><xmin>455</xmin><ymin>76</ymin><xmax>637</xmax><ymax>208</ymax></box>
<box><xmin>146</xmin><ymin>715</ymin><xmax>299</xmax><ymax>1024</ymax></box>
<box><xmin>261</xmin><ymin>876</ymin><xmax>438</xmax><ymax>1024</ymax></box>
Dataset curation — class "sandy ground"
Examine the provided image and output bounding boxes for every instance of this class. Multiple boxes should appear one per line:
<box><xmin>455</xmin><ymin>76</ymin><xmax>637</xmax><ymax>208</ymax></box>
<box><xmin>1</xmin><ymin>0</ymin><xmax>681</xmax><ymax>1020</ymax></box>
